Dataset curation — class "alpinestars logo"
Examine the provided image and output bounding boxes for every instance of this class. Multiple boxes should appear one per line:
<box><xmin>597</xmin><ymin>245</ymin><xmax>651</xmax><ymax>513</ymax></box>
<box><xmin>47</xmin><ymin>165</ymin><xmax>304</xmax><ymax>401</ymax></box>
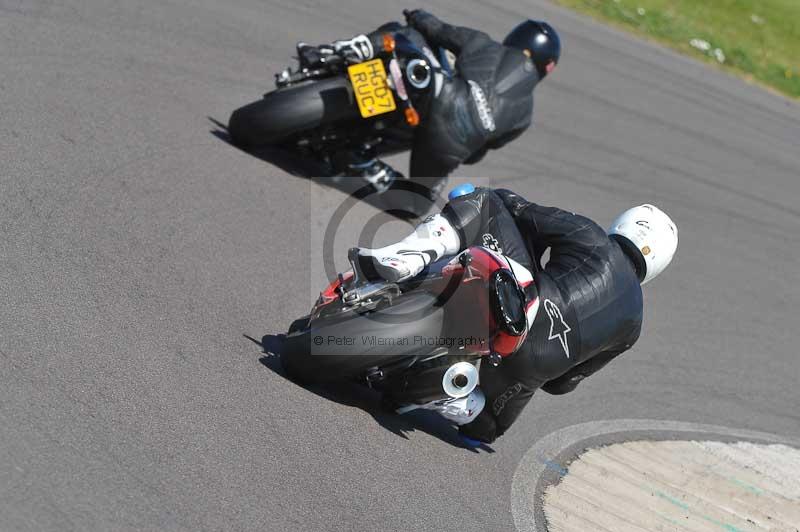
<box><xmin>468</xmin><ymin>80</ymin><xmax>496</xmax><ymax>132</ymax></box>
<box><xmin>544</xmin><ymin>299</ymin><xmax>571</xmax><ymax>358</ymax></box>
<box><xmin>482</xmin><ymin>233</ymin><xmax>502</xmax><ymax>253</ymax></box>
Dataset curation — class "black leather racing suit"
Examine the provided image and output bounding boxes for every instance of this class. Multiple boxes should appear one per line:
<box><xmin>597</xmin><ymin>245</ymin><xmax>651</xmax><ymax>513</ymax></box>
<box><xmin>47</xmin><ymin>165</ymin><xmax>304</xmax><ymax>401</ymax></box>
<box><xmin>366</xmin><ymin>11</ymin><xmax>539</xmax><ymax>180</ymax></box>
<box><xmin>442</xmin><ymin>188</ymin><xmax>644</xmax><ymax>443</ymax></box>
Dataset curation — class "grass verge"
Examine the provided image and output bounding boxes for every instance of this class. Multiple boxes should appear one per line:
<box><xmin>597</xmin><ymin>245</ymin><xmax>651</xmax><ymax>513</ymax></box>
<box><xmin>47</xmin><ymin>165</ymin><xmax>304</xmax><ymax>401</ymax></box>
<box><xmin>554</xmin><ymin>0</ymin><xmax>800</xmax><ymax>99</ymax></box>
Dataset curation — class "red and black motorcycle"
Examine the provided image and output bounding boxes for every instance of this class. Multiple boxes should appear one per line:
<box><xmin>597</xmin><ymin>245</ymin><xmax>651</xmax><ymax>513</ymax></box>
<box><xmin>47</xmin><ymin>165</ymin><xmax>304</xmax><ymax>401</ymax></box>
<box><xmin>281</xmin><ymin>245</ymin><xmax>540</xmax><ymax>409</ymax></box>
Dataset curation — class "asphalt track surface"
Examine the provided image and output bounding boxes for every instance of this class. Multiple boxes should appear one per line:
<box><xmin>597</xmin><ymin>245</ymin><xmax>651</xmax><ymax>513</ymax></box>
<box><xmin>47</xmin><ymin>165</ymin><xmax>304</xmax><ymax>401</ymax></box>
<box><xmin>2</xmin><ymin>1</ymin><xmax>799</xmax><ymax>531</ymax></box>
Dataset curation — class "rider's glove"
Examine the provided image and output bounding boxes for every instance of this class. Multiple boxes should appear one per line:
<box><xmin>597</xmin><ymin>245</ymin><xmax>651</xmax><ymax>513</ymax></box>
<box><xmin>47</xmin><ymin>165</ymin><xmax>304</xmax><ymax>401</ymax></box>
<box><xmin>403</xmin><ymin>9</ymin><xmax>431</xmax><ymax>27</ymax></box>
<box><xmin>332</xmin><ymin>34</ymin><xmax>374</xmax><ymax>63</ymax></box>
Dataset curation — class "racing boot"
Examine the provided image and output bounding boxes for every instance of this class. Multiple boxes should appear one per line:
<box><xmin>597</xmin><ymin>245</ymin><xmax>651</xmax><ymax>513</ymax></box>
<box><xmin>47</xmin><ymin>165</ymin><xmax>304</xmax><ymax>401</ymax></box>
<box><xmin>296</xmin><ymin>34</ymin><xmax>374</xmax><ymax>68</ymax></box>
<box><xmin>358</xmin><ymin>213</ymin><xmax>460</xmax><ymax>282</ymax></box>
<box><xmin>348</xmin><ymin>158</ymin><xmax>403</xmax><ymax>194</ymax></box>
<box><xmin>432</xmin><ymin>389</ymin><xmax>486</xmax><ymax>425</ymax></box>
<box><xmin>390</xmin><ymin>389</ymin><xmax>487</xmax><ymax>425</ymax></box>
<box><xmin>332</xmin><ymin>34</ymin><xmax>375</xmax><ymax>63</ymax></box>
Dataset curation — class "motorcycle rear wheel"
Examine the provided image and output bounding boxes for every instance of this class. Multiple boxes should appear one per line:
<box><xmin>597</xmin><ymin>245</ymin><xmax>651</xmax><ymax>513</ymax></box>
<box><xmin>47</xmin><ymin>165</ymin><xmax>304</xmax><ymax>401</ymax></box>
<box><xmin>228</xmin><ymin>76</ymin><xmax>359</xmax><ymax>146</ymax></box>
<box><xmin>281</xmin><ymin>293</ymin><xmax>445</xmax><ymax>385</ymax></box>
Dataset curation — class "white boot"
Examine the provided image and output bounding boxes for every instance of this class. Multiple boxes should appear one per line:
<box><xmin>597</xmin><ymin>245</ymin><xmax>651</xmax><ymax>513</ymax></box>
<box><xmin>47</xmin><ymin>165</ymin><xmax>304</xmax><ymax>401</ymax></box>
<box><xmin>359</xmin><ymin>214</ymin><xmax>461</xmax><ymax>282</ymax></box>
<box><xmin>396</xmin><ymin>388</ymin><xmax>486</xmax><ymax>425</ymax></box>
<box><xmin>436</xmin><ymin>389</ymin><xmax>486</xmax><ymax>425</ymax></box>
<box><xmin>332</xmin><ymin>34</ymin><xmax>374</xmax><ymax>63</ymax></box>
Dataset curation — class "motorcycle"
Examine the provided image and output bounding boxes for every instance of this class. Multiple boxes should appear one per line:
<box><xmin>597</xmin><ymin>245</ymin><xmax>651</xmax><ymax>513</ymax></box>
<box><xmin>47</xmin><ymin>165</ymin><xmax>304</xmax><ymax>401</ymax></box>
<box><xmin>228</xmin><ymin>20</ymin><xmax>454</xmax><ymax>199</ymax></box>
<box><xmin>280</xmin><ymin>244</ymin><xmax>541</xmax><ymax>421</ymax></box>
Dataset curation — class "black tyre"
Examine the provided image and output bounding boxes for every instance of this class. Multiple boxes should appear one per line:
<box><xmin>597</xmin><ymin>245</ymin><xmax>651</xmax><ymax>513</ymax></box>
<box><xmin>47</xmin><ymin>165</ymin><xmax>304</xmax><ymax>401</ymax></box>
<box><xmin>281</xmin><ymin>293</ymin><xmax>445</xmax><ymax>384</ymax></box>
<box><xmin>287</xmin><ymin>315</ymin><xmax>310</xmax><ymax>335</ymax></box>
<box><xmin>228</xmin><ymin>76</ymin><xmax>359</xmax><ymax>146</ymax></box>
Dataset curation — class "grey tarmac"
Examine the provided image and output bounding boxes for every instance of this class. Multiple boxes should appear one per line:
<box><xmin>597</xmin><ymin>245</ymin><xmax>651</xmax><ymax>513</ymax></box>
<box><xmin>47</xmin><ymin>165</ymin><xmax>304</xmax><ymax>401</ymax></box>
<box><xmin>1</xmin><ymin>1</ymin><xmax>799</xmax><ymax>531</ymax></box>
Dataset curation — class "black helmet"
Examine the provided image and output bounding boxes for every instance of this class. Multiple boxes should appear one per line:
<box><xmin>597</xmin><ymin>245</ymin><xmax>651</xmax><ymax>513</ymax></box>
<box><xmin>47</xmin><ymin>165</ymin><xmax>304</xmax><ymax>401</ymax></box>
<box><xmin>503</xmin><ymin>20</ymin><xmax>561</xmax><ymax>79</ymax></box>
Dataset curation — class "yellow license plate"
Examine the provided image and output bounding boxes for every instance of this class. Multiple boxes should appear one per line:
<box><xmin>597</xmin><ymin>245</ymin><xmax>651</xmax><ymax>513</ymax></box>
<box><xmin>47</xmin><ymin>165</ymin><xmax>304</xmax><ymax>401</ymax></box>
<box><xmin>348</xmin><ymin>59</ymin><xmax>396</xmax><ymax>118</ymax></box>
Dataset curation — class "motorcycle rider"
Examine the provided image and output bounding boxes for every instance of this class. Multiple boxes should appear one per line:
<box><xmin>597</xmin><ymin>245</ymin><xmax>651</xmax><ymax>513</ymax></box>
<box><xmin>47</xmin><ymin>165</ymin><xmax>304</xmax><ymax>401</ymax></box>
<box><xmin>357</xmin><ymin>186</ymin><xmax>678</xmax><ymax>444</ymax></box>
<box><xmin>298</xmin><ymin>10</ymin><xmax>560</xmax><ymax>201</ymax></box>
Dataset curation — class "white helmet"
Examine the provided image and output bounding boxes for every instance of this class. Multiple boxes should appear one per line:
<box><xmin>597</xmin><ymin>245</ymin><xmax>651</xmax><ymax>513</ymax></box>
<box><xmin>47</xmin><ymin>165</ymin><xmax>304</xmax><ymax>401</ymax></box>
<box><xmin>608</xmin><ymin>204</ymin><xmax>677</xmax><ymax>285</ymax></box>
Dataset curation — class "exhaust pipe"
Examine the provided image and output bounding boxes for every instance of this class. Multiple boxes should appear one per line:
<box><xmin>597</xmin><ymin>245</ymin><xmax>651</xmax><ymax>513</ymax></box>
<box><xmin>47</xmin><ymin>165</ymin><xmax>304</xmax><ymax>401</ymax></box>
<box><xmin>442</xmin><ymin>361</ymin><xmax>479</xmax><ymax>398</ymax></box>
<box><xmin>387</xmin><ymin>360</ymin><xmax>479</xmax><ymax>405</ymax></box>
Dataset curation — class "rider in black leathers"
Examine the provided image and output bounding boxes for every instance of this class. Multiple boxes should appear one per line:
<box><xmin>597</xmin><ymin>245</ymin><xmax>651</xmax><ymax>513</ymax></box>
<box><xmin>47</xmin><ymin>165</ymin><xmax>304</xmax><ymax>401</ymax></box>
<box><xmin>358</xmin><ymin>187</ymin><xmax>677</xmax><ymax>443</ymax></box>
<box><xmin>444</xmin><ymin>188</ymin><xmax>644</xmax><ymax>443</ymax></box>
<box><xmin>302</xmin><ymin>11</ymin><xmax>560</xmax><ymax>195</ymax></box>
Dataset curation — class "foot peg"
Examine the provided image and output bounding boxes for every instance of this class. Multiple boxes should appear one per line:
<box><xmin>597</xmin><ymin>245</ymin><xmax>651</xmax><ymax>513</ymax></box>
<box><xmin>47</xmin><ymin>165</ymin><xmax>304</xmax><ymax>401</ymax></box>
<box><xmin>349</xmin><ymin>159</ymin><xmax>403</xmax><ymax>194</ymax></box>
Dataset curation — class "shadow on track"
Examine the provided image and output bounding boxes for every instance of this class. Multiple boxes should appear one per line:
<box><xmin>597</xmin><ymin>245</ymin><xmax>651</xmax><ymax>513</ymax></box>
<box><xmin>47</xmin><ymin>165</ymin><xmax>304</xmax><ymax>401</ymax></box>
<box><xmin>209</xmin><ymin>117</ymin><xmax>440</xmax><ymax>221</ymax></box>
<box><xmin>245</xmin><ymin>332</ymin><xmax>494</xmax><ymax>454</ymax></box>
<box><xmin>209</xmin><ymin>117</ymin><xmax>333</xmax><ymax>177</ymax></box>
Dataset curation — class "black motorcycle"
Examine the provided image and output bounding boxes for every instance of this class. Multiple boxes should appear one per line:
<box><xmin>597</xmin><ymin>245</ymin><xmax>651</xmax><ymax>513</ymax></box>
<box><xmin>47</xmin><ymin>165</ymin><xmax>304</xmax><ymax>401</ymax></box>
<box><xmin>228</xmin><ymin>21</ymin><xmax>453</xmax><ymax>201</ymax></box>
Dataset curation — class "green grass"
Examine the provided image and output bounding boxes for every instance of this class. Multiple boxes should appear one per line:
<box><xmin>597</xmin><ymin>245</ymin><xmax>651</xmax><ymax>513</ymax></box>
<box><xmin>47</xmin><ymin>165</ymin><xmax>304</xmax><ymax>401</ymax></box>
<box><xmin>555</xmin><ymin>0</ymin><xmax>800</xmax><ymax>99</ymax></box>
